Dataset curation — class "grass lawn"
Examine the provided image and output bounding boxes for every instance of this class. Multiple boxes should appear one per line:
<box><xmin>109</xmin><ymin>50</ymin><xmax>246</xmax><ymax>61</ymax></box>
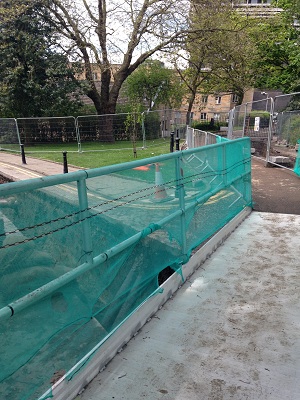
<box><xmin>2</xmin><ymin>139</ymin><xmax>180</xmax><ymax>169</ymax></box>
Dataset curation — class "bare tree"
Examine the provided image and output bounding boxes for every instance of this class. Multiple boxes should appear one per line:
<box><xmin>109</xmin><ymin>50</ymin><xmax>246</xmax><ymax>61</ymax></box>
<box><xmin>43</xmin><ymin>0</ymin><xmax>192</xmax><ymax>116</ymax></box>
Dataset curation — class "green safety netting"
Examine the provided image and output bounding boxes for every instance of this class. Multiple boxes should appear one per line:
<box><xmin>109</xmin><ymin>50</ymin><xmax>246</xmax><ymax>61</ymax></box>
<box><xmin>0</xmin><ymin>137</ymin><xmax>251</xmax><ymax>400</ymax></box>
<box><xmin>294</xmin><ymin>140</ymin><xmax>300</xmax><ymax>176</ymax></box>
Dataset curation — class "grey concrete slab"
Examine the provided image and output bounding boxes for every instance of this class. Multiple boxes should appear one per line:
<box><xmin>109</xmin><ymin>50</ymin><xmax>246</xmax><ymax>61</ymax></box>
<box><xmin>77</xmin><ymin>212</ymin><xmax>300</xmax><ymax>400</ymax></box>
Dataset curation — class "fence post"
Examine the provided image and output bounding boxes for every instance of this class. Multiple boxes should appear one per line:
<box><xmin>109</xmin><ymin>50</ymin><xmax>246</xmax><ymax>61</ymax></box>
<box><xmin>170</xmin><ymin>131</ymin><xmax>175</xmax><ymax>152</ymax></box>
<box><xmin>242</xmin><ymin>103</ymin><xmax>248</xmax><ymax>137</ymax></box>
<box><xmin>63</xmin><ymin>151</ymin><xmax>68</xmax><ymax>173</ymax></box>
<box><xmin>75</xmin><ymin>117</ymin><xmax>82</xmax><ymax>153</ymax></box>
<box><xmin>77</xmin><ymin>178</ymin><xmax>93</xmax><ymax>264</ymax></box>
<box><xmin>222</xmin><ymin>143</ymin><xmax>227</xmax><ymax>188</ymax></box>
<box><xmin>20</xmin><ymin>144</ymin><xmax>26</xmax><ymax>164</ymax></box>
<box><xmin>227</xmin><ymin>108</ymin><xmax>234</xmax><ymax>140</ymax></box>
<box><xmin>141</xmin><ymin>112</ymin><xmax>146</xmax><ymax>149</ymax></box>
<box><xmin>175</xmin><ymin>137</ymin><xmax>180</xmax><ymax>151</ymax></box>
<box><xmin>266</xmin><ymin>97</ymin><xmax>275</xmax><ymax>166</ymax></box>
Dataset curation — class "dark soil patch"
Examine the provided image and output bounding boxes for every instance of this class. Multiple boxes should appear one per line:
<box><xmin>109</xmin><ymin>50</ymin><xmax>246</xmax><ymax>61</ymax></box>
<box><xmin>0</xmin><ymin>175</ymin><xmax>13</xmax><ymax>184</ymax></box>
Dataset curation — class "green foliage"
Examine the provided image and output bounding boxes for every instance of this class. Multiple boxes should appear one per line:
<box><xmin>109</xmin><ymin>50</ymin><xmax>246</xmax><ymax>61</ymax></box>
<box><xmin>250</xmin><ymin>7</ymin><xmax>300</xmax><ymax>93</ymax></box>
<box><xmin>249</xmin><ymin>111</ymin><xmax>270</xmax><ymax>118</ymax></box>
<box><xmin>75</xmin><ymin>104</ymin><xmax>98</xmax><ymax>116</ymax></box>
<box><xmin>192</xmin><ymin>120</ymin><xmax>222</xmax><ymax>132</ymax></box>
<box><xmin>0</xmin><ymin>0</ymin><xmax>84</xmax><ymax>118</ymax></box>
<box><xmin>281</xmin><ymin>114</ymin><xmax>300</xmax><ymax>145</ymax></box>
<box><xmin>124</xmin><ymin>60</ymin><xmax>184</xmax><ymax>110</ymax></box>
<box><xmin>143</xmin><ymin>112</ymin><xmax>161</xmax><ymax>139</ymax></box>
<box><xmin>171</xmin><ymin>4</ymin><xmax>259</xmax><ymax>113</ymax></box>
<box><xmin>277</xmin><ymin>0</ymin><xmax>300</xmax><ymax>19</ymax></box>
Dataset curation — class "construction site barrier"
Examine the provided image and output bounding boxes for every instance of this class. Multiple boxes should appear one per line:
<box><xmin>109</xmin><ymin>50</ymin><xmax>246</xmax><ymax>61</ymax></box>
<box><xmin>227</xmin><ymin>92</ymin><xmax>300</xmax><ymax>175</ymax></box>
<box><xmin>0</xmin><ymin>110</ymin><xmax>188</xmax><ymax>154</ymax></box>
<box><xmin>0</xmin><ymin>137</ymin><xmax>251</xmax><ymax>400</ymax></box>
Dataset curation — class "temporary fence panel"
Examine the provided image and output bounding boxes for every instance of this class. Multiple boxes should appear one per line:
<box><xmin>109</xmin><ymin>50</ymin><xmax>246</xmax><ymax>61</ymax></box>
<box><xmin>193</xmin><ymin>111</ymin><xmax>229</xmax><ymax>127</ymax></box>
<box><xmin>227</xmin><ymin>103</ymin><xmax>247</xmax><ymax>140</ymax></box>
<box><xmin>0</xmin><ymin>118</ymin><xmax>21</xmax><ymax>152</ymax></box>
<box><xmin>0</xmin><ymin>110</ymin><xmax>188</xmax><ymax>154</ymax></box>
<box><xmin>199</xmin><ymin>111</ymin><xmax>229</xmax><ymax>124</ymax></box>
<box><xmin>77</xmin><ymin>111</ymin><xmax>187</xmax><ymax>151</ymax></box>
<box><xmin>186</xmin><ymin>127</ymin><xmax>226</xmax><ymax>149</ymax></box>
<box><xmin>76</xmin><ymin>113</ymin><xmax>141</xmax><ymax>147</ymax></box>
<box><xmin>157</xmin><ymin>109</ymin><xmax>187</xmax><ymax>138</ymax></box>
<box><xmin>16</xmin><ymin>117</ymin><xmax>78</xmax><ymax>148</ymax></box>
<box><xmin>228</xmin><ymin>99</ymin><xmax>272</xmax><ymax>158</ymax></box>
<box><xmin>228</xmin><ymin>92</ymin><xmax>300</xmax><ymax>173</ymax></box>
<box><xmin>268</xmin><ymin>93</ymin><xmax>300</xmax><ymax>168</ymax></box>
<box><xmin>0</xmin><ymin>137</ymin><xmax>251</xmax><ymax>400</ymax></box>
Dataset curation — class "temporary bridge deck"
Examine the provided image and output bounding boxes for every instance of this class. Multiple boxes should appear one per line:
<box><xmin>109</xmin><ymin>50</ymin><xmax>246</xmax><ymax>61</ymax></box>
<box><xmin>52</xmin><ymin>210</ymin><xmax>300</xmax><ymax>400</ymax></box>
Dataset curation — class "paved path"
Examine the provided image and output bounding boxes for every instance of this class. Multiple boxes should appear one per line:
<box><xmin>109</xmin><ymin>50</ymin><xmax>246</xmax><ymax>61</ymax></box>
<box><xmin>78</xmin><ymin>212</ymin><xmax>300</xmax><ymax>400</ymax></box>
<box><xmin>252</xmin><ymin>157</ymin><xmax>300</xmax><ymax>215</ymax></box>
<box><xmin>0</xmin><ymin>152</ymin><xmax>81</xmax><ymax>181</ymax></box>
<box><xmin>1</xmin><ymin>152</ymin><xmax>300</xmax><ymax>215</ymax></box>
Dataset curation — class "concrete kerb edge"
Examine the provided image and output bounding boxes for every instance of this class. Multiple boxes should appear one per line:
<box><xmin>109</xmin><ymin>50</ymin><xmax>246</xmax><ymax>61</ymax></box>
<box><xmin>40</xmin><ymin>206</ymin><xmax>252</xmax><ymax>400</ymax></box>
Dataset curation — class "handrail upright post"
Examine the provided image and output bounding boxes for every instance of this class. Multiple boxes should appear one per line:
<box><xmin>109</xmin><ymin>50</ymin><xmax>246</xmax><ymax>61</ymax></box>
<box><xmin>77</xmin><ymin>178</ymin><xmax>93</xmax><ymax>264</ymax></box>
<box><xmin>175</xmin><ymin>154</ymin><xmax>187</xmax><ymax>259</ymax></box>
<box><xmin>222</xmin><ymin>143</ymin><xmax>228</xmax><ymax>188</ymax></box>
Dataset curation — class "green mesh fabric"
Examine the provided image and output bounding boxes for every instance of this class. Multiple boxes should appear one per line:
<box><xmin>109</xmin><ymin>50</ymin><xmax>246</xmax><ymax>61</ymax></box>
<box><xmin>294</xmin><ymin>140</ymin><xmax>300</xmax><ymax>176</ymax></box>
<box><xmin>0</xmin><ymin>138</ymin><xmax>251</xmax><ymax>400</ymax></box>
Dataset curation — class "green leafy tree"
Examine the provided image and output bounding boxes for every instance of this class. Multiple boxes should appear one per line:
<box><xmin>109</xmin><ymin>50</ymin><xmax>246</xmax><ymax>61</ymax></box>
<box><xmin>0</xmin><ymin>0</ymin><xmax>84</xmax><ymax>117</ymax></box>
<box><xmin>124</xmin><ymin>60</ymin><xmax>184</xmax><ymax>111</ymax></box>
<box><xmin>170</xmin><ymin>1</ymin><xmax>258</xmax><ymax>120</ymax></box>
<box><xmin>206</xmin><ymin>14</ymin><xmax>260</xmax><ymax>104</ymax></box>
<box><xmin>276</xmin><ymin>0</ymin><xmax>300</xmax><ymax>19</ymax></box>
<box><xmin>251</xmin><ymin>3</ymin><xmax>300</xmax><ymax>93</ymax></box>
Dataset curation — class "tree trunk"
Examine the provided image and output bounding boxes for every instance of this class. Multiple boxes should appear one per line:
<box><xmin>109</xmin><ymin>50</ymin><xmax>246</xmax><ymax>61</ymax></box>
<box><xmin>186</xmin><ymin>92</ymin><xmax>196</xmax><ymax>125</ymax></box>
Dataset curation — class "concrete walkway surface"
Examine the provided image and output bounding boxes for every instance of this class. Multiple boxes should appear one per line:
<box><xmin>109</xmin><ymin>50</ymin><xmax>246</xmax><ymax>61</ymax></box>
<box><xmin>77</xmin><ymin>211</ymin><xmax>300</xmax><ymax>400</ymax></box>
<box><xmin>0</xmin><ymin>152</ymin><xmax>81</xmax><ymax>181</ymax></box>
<box><xmin>252</xmin><ymin>157</ymin><xmax>300</xmax><ymax>215</ymax></box>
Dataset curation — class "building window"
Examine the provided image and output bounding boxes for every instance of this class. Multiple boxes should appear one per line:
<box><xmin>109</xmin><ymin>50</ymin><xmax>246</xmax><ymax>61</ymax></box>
<box><xmin>232</xmin><ymin>94</ymin><xmax>239</xmax><ymax>103</ymax></box>
<box><xmin>201</xmin><ymin>95</ymin><xmax>208</xmax><ymax>103</ymax></box>
<box><xmin>215</xmin><ymin>96</ymin><xmax>221</xmax><ymax>105</ymax></box>
<box><xmin>214</xmin><ymin>113</ymin><xmax>220</xmax><ymax>121</ymax></box>
<box><xmin>200</xmin><ymin>112</ymin><xmax>207</xmax><ymax>121</ymax></box>
<box><xmin>92</xmin><ymin>72</ymin><xmax>98</xmax><ymax>80</ymax></box>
